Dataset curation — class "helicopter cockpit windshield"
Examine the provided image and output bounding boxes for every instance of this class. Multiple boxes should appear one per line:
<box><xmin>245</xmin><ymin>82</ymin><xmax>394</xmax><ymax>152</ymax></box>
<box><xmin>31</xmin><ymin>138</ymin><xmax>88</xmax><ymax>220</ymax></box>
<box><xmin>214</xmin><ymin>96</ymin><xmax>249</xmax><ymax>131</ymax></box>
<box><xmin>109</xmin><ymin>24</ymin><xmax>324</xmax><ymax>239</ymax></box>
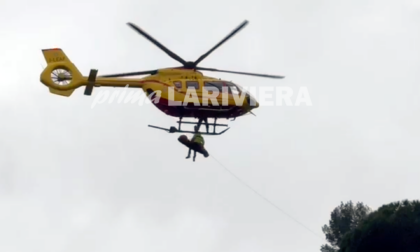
<box><xmin>203</xmin><ymin>81</ymin><xmax>242</xmax><ymax>95</ymax></box>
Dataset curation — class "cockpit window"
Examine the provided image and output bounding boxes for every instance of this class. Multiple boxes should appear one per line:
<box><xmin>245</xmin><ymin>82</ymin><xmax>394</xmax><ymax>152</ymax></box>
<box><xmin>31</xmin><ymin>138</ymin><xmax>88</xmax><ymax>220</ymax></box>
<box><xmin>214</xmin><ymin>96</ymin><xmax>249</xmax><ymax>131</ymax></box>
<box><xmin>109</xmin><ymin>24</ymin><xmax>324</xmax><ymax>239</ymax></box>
<box><xmin>204</xmin><ymin>81</ymin><xmax>225</xmax><ymax>94</ymax></box>
<box><xmin>227</xmin><ymin>83</ymin><xmax>240</xmax><ymax>95</ymax></box>
<box><xmin>186</xmin><ymin>81</ymin><xmax>199</xmax><ymax>89</ymax></box>
<box><xmin>204</xmin><ymin>81</ymin><xmax>242</xmax><ymax>94</ymax></box>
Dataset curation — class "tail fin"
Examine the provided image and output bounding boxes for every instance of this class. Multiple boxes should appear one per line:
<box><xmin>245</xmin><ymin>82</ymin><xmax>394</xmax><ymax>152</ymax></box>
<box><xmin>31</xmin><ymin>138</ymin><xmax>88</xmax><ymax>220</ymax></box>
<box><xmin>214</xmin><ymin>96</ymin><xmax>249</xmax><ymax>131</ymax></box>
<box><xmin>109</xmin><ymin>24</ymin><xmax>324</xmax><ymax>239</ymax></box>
<box><xmin>40</xmin><ymin>48</ymin><xmax>84</xmax><ymax>97</ymax></box>
<box><xmin>42</xmin><ymin>48</ymin><xmax>70</xmax><ymax>64</ymax></box>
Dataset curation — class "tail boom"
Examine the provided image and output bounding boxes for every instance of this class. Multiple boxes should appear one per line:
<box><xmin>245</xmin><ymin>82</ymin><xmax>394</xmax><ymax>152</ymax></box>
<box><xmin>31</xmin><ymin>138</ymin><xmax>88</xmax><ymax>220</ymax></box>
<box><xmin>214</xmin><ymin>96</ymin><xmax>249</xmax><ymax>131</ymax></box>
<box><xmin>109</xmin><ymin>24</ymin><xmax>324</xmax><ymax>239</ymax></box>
<box><xmin>40</xmin><ymin>48</ymin><xmax>146</xmax><ymax>96</ymax></box>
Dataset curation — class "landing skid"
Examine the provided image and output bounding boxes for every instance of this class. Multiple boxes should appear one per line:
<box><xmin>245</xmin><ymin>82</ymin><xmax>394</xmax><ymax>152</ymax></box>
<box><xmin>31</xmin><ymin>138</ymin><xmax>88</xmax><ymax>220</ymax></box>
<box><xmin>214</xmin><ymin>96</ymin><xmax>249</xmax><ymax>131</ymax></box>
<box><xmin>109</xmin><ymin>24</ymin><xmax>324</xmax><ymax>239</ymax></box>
<box><xmin>148</xmin><ymin>117</ymin><xmax>230</xmax><ymax>135</ymax></box>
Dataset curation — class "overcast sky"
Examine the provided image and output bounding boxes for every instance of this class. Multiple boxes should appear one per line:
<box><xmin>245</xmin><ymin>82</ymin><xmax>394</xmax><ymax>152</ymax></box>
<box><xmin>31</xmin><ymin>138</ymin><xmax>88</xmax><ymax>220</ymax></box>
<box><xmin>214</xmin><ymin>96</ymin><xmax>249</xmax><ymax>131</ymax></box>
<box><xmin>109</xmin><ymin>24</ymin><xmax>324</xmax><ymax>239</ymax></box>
<box><xmin>1</xmin><ymin>0</ymin><xmax>420</xmax><ymax>251</ymax></box>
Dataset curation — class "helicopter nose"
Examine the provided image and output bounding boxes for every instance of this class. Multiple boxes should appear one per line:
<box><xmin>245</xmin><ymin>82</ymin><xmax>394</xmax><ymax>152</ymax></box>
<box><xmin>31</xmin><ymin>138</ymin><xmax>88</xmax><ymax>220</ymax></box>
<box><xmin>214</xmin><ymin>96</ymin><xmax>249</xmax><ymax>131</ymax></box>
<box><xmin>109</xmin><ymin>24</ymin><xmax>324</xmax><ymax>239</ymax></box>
<box><xmin>246</xmin><ymin>95</ymin><xmax>259</xmax><ymax>109</ymax></box>
<box><xmin>250</xmin><ymin>97</ymin><xmax>258</xmax><ymax>108</ymax></box>
<box><xmin>255</xmin><ymin>101</ymin><xmax>259</xmax><ymax>108</ymax></box>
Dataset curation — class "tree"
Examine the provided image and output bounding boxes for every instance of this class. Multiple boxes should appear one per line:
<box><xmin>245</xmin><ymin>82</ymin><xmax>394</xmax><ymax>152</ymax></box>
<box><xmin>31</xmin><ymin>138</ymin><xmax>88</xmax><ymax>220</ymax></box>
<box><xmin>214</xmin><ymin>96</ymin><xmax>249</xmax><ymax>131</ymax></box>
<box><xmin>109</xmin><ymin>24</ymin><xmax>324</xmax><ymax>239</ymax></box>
<box><xmin>321</xmin><ymin>201</ymin><xmax>371</xmax><ymax>252</ymax></box>
<box><xmin>338</xmin><ymin>199</ymin><xmax>420</xmax><ymax>252</ymax></box>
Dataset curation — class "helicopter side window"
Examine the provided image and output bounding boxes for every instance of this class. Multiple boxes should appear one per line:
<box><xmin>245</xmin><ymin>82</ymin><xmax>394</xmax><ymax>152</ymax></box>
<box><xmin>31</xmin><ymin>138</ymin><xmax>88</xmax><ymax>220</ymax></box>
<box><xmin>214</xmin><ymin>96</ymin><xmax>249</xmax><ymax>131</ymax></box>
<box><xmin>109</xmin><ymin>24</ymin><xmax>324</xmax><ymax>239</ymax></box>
<box><xmin>186</xmin><ymin>81</ymin><xmax>199</xmax><ymax>89</ymax></box>
<box><xmin>173</xmin><ymin>81</ymin><xmax>182</xmax><ymax>89</ymax></box>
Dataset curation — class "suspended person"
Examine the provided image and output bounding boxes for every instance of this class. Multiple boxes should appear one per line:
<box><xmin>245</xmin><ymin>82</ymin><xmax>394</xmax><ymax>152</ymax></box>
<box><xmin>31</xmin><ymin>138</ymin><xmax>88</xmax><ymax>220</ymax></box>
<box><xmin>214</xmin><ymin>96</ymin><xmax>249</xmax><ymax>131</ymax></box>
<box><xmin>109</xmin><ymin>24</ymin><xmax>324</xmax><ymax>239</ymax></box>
<box><xmin>178</xmin><ymin>126</ymin><xmax>209</xmax><ymax>162</ymax></box>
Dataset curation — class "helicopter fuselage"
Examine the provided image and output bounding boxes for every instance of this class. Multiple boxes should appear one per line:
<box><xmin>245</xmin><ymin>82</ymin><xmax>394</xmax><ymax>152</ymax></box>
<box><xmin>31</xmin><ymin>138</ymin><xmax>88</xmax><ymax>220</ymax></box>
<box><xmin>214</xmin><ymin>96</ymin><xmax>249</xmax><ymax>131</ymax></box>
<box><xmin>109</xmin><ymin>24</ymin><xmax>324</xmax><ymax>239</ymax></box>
<box><xmin>138</xmin><ymin>68</ymin><xmax>259</xmax><ymax>119</ymax></box>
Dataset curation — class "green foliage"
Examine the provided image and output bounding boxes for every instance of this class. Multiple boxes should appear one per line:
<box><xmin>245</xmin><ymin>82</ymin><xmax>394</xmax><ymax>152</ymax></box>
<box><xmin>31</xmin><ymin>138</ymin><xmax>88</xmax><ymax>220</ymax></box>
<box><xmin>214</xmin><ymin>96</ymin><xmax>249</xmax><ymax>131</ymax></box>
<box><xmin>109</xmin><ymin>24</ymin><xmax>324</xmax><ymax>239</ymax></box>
<box><xmin>338</xmin><ymin>199</ymin><xmax>420</xmax><ymax>252</ymax></box>
<box><xmin>321</xmin><ymin>201</ymin><xmax>371</xmax><ymax>252</ymax></box>
<box><xmin>320</xmin><ymin>244</ymin><xmax>338</xmax><ymax>252</ymax></box>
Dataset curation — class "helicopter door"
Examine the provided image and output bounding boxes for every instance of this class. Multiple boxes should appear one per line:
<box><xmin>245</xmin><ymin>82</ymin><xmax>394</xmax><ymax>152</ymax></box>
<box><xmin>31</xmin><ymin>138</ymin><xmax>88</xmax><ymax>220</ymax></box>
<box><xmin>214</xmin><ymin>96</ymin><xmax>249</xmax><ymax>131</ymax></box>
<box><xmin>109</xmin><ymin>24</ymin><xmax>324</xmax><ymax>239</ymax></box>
<box><xmin>185</xmin><ymin>80</ymin><xmax>200</xmax><ymax>100</ymax></box>
<box><xmin>186</xmin><ymin>81</ymin><xmax>199</xmax><ymax>91</ymax></box>
<box><xmin>203</xmin><ymin>81</ymin><xmax>223</xmax><ymax>98</ymax></box>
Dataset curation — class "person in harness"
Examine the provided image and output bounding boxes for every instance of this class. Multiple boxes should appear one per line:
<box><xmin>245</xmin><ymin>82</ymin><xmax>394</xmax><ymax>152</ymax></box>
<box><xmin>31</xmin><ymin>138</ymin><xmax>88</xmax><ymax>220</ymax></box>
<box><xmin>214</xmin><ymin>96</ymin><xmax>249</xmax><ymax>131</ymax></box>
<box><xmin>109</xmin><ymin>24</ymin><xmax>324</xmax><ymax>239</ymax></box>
<box><xmin>178</xmin><ymin>126</ymin><xmax>209</xmax><ymax>162</ymax></box>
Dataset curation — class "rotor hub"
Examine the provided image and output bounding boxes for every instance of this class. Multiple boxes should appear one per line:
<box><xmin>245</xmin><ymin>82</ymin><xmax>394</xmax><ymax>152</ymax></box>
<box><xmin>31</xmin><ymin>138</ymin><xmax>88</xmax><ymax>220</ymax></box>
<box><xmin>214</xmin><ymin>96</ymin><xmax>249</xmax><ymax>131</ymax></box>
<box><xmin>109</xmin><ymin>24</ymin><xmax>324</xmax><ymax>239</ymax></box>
<box><xmin>184</xmin><ymin>61</ymin><xmax>196</xmax><ymax>69</ymax></box>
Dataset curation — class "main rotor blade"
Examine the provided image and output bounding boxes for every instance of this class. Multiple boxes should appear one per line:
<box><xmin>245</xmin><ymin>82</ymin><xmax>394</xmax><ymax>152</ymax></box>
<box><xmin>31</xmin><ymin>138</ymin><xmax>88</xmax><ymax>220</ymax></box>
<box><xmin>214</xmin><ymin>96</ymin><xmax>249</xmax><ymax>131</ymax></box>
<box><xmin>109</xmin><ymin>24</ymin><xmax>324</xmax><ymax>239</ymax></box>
<box><xmin>98</xmin><ymin>70</ymin><xmax>158</xmax><ymax>78</ymax></box>
<box><xmin>196</xmin><ymin>67</ymin><xmax>284</xmax><ymax>79</ymax></box>
<box><xmin>127</xmin><ymin>22</ymin><xmax>188</xmax><ymax>66</ymax></box>
<box><xmin>193</xmin><ymin>20</ymin><xmax>249</xmax><ymax>67</ymax></box>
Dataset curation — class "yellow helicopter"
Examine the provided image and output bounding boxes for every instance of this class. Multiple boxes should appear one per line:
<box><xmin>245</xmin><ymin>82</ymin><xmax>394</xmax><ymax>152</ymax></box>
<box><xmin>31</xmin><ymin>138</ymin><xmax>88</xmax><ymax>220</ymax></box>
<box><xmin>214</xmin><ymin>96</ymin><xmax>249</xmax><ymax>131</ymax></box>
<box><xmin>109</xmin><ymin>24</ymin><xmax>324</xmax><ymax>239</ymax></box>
<box><xmin>39</xmin><ymin>20</ymin><xmax>284</xmax><ymax>135</ymax></box>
